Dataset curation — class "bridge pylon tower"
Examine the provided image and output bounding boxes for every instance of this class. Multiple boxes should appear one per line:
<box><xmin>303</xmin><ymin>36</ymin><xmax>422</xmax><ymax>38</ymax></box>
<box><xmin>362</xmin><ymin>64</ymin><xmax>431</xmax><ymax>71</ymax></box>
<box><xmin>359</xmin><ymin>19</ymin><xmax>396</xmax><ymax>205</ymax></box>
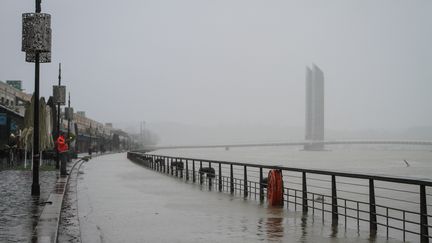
<box><xmin>304</xmin><ymin>64</ymin><xmax>325</xmax><ymax>151</ymax></box>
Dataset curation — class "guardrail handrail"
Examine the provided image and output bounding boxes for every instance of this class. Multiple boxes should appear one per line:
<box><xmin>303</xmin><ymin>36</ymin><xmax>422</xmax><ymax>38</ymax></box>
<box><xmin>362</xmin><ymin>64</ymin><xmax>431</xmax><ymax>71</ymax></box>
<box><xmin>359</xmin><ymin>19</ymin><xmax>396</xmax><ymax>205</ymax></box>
<box><xmin>127</xmin><ymin>151</ymin><xmax>431</xmax><ymax>243</ymax></box>
<box><xmin>135</xmin><ymin>152</ymin><xmax>432</xmax><ymax>186</ymax></box>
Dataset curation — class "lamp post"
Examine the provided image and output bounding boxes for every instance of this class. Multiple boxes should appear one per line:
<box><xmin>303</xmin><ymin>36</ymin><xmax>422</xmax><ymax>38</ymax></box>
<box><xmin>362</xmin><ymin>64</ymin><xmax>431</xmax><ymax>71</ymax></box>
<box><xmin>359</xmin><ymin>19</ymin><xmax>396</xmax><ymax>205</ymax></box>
<box><xmin>57</xmin><ymin>64</ymin><xmax>61</xmax><ymax>169</ymax></box>
<box><xmin>89</xmin><ymin>122</ymin><xmax>92</xmax><ymax>156</ymax></box>
<box><xmin>53</xmin><ymin>63</ymin><xmax>65</xmax><ymax>169</ymax></box>
<box><xmin>32</xmin><ymin>51</ymin><xmax>40</xmax><ymax>195</ymax></box>
<box><xmin>53</xmin><ymin>65</ymin><xmax>66</xmax><ymax>170</ymax></box>
<box><xmin>66</xmin><ymin>92</ymin><xmax>72</xmax><ymax>161</ymax></box>
<box><xmin>22</xmin><ymin>0</ymin><xmax>52</xmax><ymax>196</ymax></box>
<box><xmin>31</xmin><ymin>1</ymin><xmax>42</xmax><ymax>196</ymax></box>
<box><xmin>67</xmin><ymin>92</ymin><xmax>70</xmax><ymax>144</ymax></box>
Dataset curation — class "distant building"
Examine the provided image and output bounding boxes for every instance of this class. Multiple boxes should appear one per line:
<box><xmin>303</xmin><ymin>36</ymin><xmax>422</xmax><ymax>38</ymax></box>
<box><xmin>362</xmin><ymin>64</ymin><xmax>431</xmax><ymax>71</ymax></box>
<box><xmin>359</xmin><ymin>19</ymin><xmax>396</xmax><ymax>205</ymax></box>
<box><xmin>77</xmin><ymin>111</ymin><xmax>86</xmax><ymax>117</ymax></box>
<box><xmin>0</xmin><ymin>80</ymin><xmax>31</xmax><ymax>116</ymax></box>
<box><xmin>6</xmin><ymin>80</ymin><xmax>23</xmax><ymax>91</ymax></box>
<box><xmin>305</xmin><ymin>65</ymin><xmax>324</xmax><ymax>150</ymax></box>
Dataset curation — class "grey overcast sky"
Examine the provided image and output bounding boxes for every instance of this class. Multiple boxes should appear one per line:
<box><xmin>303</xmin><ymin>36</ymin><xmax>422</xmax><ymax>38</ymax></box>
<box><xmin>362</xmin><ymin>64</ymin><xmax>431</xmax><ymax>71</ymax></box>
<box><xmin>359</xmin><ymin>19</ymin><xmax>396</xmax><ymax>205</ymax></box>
<box><xmin>0</xmin><ymin>0</ymin><xmax>431</xmax><ymax>130</ymax></box>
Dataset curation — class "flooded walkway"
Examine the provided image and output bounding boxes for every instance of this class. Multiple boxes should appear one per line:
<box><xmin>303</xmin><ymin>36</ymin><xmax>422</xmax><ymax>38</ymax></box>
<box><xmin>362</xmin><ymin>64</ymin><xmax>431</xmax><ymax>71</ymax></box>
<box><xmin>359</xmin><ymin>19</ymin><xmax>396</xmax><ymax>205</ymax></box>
<box><xmin>0</xmin><ymin>170</ymin><xmax>57</xmax><ymax>242</ymax></box>
<box><xmin>78</xmin><ymin>153</ymin><xmax>398</xmax><ymax>242</ymax></box>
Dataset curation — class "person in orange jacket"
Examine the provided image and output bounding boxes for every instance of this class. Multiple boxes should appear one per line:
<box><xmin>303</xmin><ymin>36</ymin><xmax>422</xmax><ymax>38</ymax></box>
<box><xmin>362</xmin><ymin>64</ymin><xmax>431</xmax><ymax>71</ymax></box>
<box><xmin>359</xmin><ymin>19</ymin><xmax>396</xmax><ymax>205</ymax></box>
<box><xmin>57</xmin><ymin>134</ymin><xmax>69</xmax><ymax>153</ymax></box>
<box><xmin>57</xmin><ymin>133</ymin><xmax>69</xmax><ymax>175</ymax></box>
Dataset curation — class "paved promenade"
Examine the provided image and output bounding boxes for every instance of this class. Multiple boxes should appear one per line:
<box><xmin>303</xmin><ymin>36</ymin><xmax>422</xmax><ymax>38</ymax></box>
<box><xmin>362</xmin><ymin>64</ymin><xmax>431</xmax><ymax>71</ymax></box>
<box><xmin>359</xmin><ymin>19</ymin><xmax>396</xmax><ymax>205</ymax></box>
<box><xmin>0</xmin><ymin>170</ymin><xmax>57</xmax><ymax>242</ymax></box>
<box><xmin>77</xmin><ymin>153</ymin><xmax>399</xmax><ymax>243</ymax></box>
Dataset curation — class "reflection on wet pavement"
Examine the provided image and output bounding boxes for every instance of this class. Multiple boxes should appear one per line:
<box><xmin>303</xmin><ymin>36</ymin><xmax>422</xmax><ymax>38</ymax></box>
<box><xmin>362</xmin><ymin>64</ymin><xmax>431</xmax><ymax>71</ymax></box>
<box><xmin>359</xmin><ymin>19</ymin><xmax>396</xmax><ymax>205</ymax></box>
<box><xmin>78</xmin><ymin>153</ymin><xmax>400</xmax><ymax>243</ymax></box>
<box><xmin>0</xmin><ymin>170</ymin><xmax>56</xmax><ymax>242</ymax></box>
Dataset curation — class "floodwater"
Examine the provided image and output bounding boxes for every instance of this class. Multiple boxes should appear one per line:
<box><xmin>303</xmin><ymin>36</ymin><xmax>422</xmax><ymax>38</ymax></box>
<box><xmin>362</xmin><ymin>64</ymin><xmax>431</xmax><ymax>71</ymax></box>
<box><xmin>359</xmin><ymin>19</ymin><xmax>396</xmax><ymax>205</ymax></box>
<box><xmin>0</xmin><ymin>170</ymin><xmax>57</xmax><ymax>242</ymax></box>
<box><xmin>78</xmin><ymin>153</ymin><xmax>401</xmax><ymax>242</ymax></box>
<box><xmin>150</xmin><ymin>145</ymin><xmax>432</xmax><ymax>179</ymax></box>
<box><xmin>149</xmin><ymin>145</ymin><xmax>432</xmax><ymax>242</ymax></box>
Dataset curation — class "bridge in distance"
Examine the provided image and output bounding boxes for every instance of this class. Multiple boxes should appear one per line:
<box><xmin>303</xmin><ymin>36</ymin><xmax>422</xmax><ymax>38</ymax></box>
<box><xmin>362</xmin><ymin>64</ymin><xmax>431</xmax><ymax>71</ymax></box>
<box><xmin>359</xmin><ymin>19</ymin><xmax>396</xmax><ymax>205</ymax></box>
<box><xmin>144</xmin><ymin>140</ymin><xmax>432</xmax><ymax>150</ymax></box>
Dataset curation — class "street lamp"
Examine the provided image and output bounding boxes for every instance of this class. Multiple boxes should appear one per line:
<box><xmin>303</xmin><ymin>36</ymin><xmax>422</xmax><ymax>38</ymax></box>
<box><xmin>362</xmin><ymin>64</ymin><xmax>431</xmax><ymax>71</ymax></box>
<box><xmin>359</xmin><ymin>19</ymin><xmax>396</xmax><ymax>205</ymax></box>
<box><xmin>89</xmin><ymin>122</ymin><xmax>92</xmax><ymax>156</ymax></box>
<box><xmin>22</xmin><ymin>0</ymin><xmax>52</xmax><ymax>196</ymax></box>
<box><xmin>65</xmin><ymin>92</ymin><xmax>73</xmax><ymax>161</ymax></box>
<box><xmin>53</xmin><ymin>63</ymin><xmax>65</xmax><ymax>169</ymax></box>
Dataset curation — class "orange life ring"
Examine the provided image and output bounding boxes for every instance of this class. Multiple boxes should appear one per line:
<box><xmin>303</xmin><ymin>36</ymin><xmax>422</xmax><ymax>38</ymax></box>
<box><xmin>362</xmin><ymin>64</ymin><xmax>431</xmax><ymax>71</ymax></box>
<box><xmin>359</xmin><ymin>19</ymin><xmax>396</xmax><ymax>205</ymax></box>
<box><xmin>267</xmin><ymin>169</ymin><xmax>284</xmax><ymax>206</ymax></box>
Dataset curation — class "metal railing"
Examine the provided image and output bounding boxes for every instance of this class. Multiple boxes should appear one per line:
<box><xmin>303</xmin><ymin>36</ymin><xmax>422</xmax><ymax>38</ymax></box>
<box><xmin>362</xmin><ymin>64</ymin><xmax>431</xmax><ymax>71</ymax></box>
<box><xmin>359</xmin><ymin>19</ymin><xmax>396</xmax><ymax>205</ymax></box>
<box><xmin>0</xmin><ymin>149</ymin><xmax>56</xmax><ymax>170</ymax></box>
<box><xmin>127</xmin><ymin>152</ymin><xmax>431</xmax><ymax>242</ymax></box>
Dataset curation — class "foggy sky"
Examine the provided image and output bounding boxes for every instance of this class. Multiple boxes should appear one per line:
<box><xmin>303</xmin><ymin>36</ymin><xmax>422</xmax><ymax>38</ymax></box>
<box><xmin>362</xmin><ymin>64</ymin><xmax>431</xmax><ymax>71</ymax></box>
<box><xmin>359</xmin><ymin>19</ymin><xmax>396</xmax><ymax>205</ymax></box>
<box><xmin>1</xmin><ymin>0</ymin><xmax>431</xmax><ymax>131</ymax></box>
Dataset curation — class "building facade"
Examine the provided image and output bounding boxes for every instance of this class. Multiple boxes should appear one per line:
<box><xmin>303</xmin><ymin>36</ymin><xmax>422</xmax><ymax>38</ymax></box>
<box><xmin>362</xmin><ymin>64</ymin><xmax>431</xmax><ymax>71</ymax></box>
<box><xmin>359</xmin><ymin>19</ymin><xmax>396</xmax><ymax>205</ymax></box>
<box><xmin>0</xmin><ymin>80</ymin><xmax>31</xmax><ymax>116</ymax></box>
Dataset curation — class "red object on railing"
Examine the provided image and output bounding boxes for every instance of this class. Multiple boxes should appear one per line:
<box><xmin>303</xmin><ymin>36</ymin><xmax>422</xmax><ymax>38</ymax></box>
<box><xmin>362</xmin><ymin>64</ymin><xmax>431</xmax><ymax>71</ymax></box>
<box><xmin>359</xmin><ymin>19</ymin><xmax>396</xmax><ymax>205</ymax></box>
<box><xmin>267</xmin><ymin>169</ymin><xmax>284</xmax><ymax>206</ymax></box>
<box><xmin>57</xmin><ymin>135</ymin><xmax>68</xmax><ymax>153</ymax></box>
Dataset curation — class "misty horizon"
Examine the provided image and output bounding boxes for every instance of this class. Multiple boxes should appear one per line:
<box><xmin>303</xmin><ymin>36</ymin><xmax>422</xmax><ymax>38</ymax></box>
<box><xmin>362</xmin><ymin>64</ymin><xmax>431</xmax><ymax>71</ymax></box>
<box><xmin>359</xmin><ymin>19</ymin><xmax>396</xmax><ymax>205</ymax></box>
<box><xmin>1</xmin><ymin>0</ymin><xmax>431</xmax><ymax>135</ymax></box>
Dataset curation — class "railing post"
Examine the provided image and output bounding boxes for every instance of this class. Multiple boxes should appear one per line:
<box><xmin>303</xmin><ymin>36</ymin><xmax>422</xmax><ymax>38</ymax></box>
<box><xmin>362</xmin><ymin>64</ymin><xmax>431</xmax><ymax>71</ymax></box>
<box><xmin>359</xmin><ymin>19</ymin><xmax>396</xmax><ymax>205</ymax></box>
<box><xmin>175</xmin><ymin>158</ymin><xmax>179</xmax><ymax>177</ymax></box>
<box><xmin>160</xmin><ymin>157</ymin><xmax>162</xmax><ymax>172</ymax></box>
<box><xmin>192</xmin><ymin>160</ymin><xmax>196</xmax><ymax>183</ymax></box>
<box><xmin>171</xmin><ymin>158</ymin><xmax>174</xmax><ymax>176</ymax></box>
<box><xmin>420</xmin><ymin>185</ymin><xmax>429</xmax><ymax>243</ymax></box>
<box><xmin>200</xmin><ymin>161</ymin><xmax>203</xmax><ymax>185</ymax></box>
<box><xmin>259</xmin><ymin>167</ymin><xmax>264</xmax><ymax>202</ymax></box>
<box><xmin>167</xmin><ymin>158</ymin><xmax>170</xmax><ymax>174</ymax></box>
<box><xmin>163</xmin><ymin>157</ymin><xmax>166</xmax><ymax>173</ymax></box>
<box><xmin>208</xmin><ymin>162</ymin><xmax>212</xmax><ymax>190</ymax></box>
<box><xmin>369</xmin><ymin>179</ymin><xmax>377</xmax><ymax>235</ymax></box>
<box><xmin>186</xmin><ymin>159</ymin><xmax>189</xmax><ymax>181</ymax></box>
<box><xmin>230</xmin><ymin>164</ymin><xmax>234</xmax><ymax>194</ymax></box>
<box><xmin>244</xmin><ymin>165</ymin><xmax>248</xmax><ymax>198</ymax></box>
<box><xmin>218</xmin><ymin>163</ymin><xmax>222</xmax><ymax>192</ymax></box>
<box><xmin>302</xmin><ymin>172</ymin><xmax>308</xmax><ymax>213</ymax></box>
<box><xmin>180</xmin><ymin>159</ymin><xmax>184</xmax><ymax>178</ymax></box>
<box><xmin>332</xmin><ymin>175</ymin><xmax>338</xmax><ymax>226</ymax></box>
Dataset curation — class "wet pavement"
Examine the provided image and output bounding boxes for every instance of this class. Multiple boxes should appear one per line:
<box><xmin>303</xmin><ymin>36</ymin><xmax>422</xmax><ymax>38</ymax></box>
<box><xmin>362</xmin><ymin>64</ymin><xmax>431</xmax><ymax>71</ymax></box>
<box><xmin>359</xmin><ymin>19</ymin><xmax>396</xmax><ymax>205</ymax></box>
<box><xmin>78</xmin><ymin>153</ymin><xmax>400</xmax><ymax>243</ymax></box>
<box><xmin>58</xmin><ymin>160</ymin><xmax>84</xmax><ymax>243</ymax></box>
<box><xmin>0</xmin><ymin>170</ymin><xmax>57</xmax><ymax>242</ymax></box>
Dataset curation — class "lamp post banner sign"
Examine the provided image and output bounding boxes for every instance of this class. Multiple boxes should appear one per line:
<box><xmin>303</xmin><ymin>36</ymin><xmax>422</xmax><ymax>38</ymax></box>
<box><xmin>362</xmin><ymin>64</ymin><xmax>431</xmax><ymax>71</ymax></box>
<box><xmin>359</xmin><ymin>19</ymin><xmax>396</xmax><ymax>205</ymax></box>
<box><xmin>53</xmin><ymin>85</ymin><xmax>66</xmax><ymax>104</ymax></box>
<box><xmin>65</xmin><ymin>107</ymin><xmax>74</xmax><ymax>120</ymax></box>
